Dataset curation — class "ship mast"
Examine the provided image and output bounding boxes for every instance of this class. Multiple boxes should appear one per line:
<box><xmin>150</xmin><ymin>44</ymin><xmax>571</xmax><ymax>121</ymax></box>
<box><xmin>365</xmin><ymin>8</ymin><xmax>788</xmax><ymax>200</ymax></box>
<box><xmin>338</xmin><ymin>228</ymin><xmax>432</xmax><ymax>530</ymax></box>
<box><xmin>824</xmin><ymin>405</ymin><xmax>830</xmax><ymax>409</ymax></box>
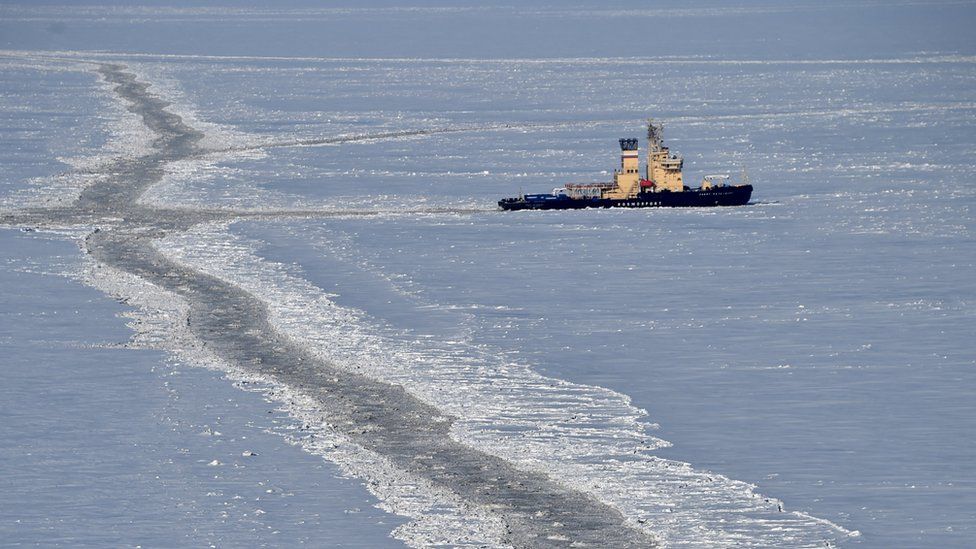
<box><xmin>644</xmin><ymin>117</ymin><xmax>684</xmax><ymax>192</ymax></box>
<box><xmin>646</xmin><ymin>118</ymin><xmax>663</xmax><ymax>152</ymax></box>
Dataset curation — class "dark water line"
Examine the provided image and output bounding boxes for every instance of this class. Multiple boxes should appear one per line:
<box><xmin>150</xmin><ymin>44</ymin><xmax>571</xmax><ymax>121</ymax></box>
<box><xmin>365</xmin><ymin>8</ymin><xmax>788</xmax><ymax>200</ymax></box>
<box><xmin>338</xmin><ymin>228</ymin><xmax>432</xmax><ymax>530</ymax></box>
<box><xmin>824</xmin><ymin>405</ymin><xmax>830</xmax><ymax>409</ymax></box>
<box><xmin>4</xmin><ymin>62</ymin><xmax>656</xmax><ymax>548</ymax></box>
<box><xmin>207</xmin><ymin>120</ymin><xmax>581</xmax><ymax>154</ymax></box>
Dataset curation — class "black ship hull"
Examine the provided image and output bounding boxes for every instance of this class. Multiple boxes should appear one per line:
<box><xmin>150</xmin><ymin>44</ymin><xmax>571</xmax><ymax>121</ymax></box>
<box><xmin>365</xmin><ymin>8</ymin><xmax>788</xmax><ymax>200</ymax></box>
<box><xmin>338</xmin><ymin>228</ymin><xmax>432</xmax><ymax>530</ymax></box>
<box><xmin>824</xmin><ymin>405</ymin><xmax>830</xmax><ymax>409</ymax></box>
<box><xmin>498</xmin><ymin>185</ymin><xmax>753</xmax><ymax>211</ymax></box>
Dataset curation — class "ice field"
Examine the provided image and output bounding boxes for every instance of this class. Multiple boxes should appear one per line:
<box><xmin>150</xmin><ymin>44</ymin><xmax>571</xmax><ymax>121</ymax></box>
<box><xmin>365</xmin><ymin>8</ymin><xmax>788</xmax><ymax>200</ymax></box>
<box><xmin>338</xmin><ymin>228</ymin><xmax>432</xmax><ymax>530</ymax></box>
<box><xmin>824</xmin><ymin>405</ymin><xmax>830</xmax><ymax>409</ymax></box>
<box><xmin>2</xmin><ymin>2</ymin><xmax>975</xmax><ymax>547</ymax></box>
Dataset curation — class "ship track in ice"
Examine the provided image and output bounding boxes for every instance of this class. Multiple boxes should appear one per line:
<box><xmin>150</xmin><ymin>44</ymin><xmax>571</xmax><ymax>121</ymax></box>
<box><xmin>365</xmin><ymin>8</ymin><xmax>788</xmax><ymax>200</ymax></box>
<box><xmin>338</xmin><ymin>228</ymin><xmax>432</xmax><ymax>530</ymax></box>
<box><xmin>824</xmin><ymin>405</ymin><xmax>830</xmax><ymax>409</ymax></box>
<box><xmin>0</xmin><ymin>61</ymin><xmax>656</xmax><ymax>548</ymax></box>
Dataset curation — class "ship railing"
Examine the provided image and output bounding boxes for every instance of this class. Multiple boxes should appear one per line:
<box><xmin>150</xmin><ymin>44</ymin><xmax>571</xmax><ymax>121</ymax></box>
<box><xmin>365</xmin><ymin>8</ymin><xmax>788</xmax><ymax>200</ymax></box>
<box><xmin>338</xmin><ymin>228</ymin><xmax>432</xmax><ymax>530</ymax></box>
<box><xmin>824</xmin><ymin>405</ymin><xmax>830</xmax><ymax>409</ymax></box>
<box><xmin>702</xmin><ymin>174</ymin><xmax>733</xmax><ymax>187</ymax></box>
<box><xmin>565</xmin><ymin>182</ymin><xmax>614</xmax><ymax>199</ymax></box>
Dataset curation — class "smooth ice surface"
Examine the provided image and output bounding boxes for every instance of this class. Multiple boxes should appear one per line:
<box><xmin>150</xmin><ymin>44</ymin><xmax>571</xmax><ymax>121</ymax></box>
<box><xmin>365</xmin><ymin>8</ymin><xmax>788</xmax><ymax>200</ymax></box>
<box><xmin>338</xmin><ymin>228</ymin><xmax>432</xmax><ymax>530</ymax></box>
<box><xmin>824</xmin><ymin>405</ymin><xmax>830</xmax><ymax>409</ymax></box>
<box><xmin>0</xmin><ymin>229</ymin><xmax>407</xmax><ymax>547</ymax></box>
<box><xmin>2</xmin><ymin>1</ymin><xmax>975</xmax><ymax>59</ymax></box>
<box><xmin>2</xmin><ymin>1</ymin><xmax>976</xmax><ymax>547</ymax></box>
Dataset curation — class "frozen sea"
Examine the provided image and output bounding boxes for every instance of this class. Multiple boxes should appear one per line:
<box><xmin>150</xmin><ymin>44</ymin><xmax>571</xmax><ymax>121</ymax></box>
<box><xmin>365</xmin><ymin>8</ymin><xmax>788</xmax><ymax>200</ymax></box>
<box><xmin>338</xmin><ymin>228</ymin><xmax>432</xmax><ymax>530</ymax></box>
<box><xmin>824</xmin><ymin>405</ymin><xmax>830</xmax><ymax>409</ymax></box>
<box><xmin>2</xmin><ymin>1</ymin><xmax>975</xmax><ymax>547</ymax></box>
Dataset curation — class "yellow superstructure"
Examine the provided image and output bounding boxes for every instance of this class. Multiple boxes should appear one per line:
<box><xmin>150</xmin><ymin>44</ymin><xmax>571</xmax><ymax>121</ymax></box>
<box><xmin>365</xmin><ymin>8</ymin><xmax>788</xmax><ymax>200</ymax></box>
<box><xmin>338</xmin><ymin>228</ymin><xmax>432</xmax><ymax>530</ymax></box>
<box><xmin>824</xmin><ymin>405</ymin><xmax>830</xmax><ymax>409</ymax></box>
<box><xmin>645</xmin><ymin>119</ymin><xmax>684</xmax><ymax>192</ymax></box>
<box><xmin>607</xmin><ymin>138</ymin><xmax>642</xmax><ymax>199</ymax></box>
<box><xmin>603</xmin><ymin>119</ymin><xmax>684</xmax><ymax>199</ymax></box>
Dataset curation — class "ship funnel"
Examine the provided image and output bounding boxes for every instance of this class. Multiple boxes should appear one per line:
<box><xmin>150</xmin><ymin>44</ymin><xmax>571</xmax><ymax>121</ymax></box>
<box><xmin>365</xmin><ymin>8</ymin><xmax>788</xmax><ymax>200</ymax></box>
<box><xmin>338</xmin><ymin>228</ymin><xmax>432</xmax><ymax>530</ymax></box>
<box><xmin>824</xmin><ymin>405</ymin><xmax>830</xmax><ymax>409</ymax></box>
<box><xmin>618</xmin><ymin>137</ymin><xmax>639</xmax><ymax>175</ymax></box>
<box><xmin>619</xmin><ymin>138</ymin><xmax>638</xmax><ymax>151</ymax></box>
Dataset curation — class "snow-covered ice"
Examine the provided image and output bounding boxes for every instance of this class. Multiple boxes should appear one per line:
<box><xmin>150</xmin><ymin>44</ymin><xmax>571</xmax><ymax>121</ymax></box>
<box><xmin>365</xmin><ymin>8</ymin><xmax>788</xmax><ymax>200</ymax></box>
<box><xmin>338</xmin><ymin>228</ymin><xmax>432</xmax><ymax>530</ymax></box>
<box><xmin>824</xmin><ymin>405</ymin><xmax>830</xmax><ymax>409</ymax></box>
<box><xmin>2</xmin><ymin>1</ymin><xmax>975</xmax><ymax>547</ymax></box>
